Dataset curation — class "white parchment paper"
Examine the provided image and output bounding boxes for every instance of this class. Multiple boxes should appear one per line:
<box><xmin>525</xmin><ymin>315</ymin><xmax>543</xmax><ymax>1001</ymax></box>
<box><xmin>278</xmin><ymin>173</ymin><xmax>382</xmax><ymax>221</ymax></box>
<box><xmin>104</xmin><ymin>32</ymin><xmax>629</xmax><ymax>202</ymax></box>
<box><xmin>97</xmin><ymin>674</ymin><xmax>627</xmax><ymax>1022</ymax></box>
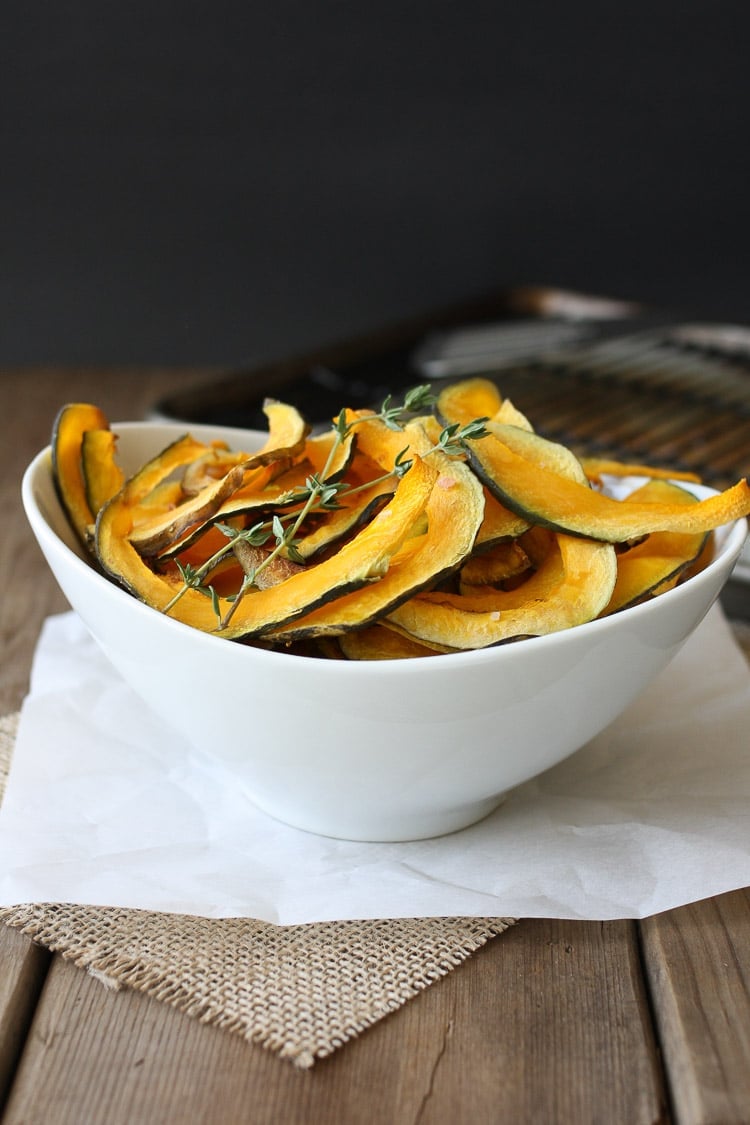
<box><xmin>1</xmin><ymin>607</ymin><xmax>749</xmax><ymax>923</ymax></box>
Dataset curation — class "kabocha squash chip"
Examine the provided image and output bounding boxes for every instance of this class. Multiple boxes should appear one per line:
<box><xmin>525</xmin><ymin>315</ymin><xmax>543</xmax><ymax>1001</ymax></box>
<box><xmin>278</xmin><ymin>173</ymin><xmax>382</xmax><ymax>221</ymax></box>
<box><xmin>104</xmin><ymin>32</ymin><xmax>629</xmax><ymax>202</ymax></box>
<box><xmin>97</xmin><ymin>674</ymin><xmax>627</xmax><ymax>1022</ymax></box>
<box><xmin>81</xmin><ymin>428</ymin><xmax>125</xmax><ymax>519</ymax></box>
<box><xmin>386</xmin><ymin>534</ymin><xmax>618</xmax><ymax>651</ymax></box>
<box><xmin>458</xmin><ymin>538</ymin><xmax>531</xmax><ymax>590</ymax></box>
<box><xmin>474</xmin><ymin>488</ymin><xmax>529</xmax><ymax>549</ymax></box>
<box><xmin>435</xmin><ymin>377</ymin><xmax>503</xmax><ymax>427</ymax></box>
<box><xmin>338</xmin><ymin>624</ymin><xmax>442</xmax><ymax>660</ymax></box>
<box><xmin>136</xmin><ymin>480</ymin><xmax>185</xmax><ymax>512</ymax></box>
<box><xmin>180</xmin><ymin>446</ymin><xmax>253</xmax><ymax>496</ymax></box>
<box><xmin>50</xmin><ymin>379</ymin><xmax>750</xmax><ymax>660</ymax></box>
<box><xmin>52</xmin><ymin>402</ymin><xmax>113</xmax><ymax>547</ymax></box>
<box><xmin>485</xmin><ymin>422</ymin><xmax>591</xmax><ymax>485</ymax></box>
<box><xmin>580</xmin><ymin>457</ymin><xmax>701</xmax><ymax>486</ymax></box>
<box><xmin>129</xmin><ymin>465</ymin><xmax>247</xmax><ymax>557</ymax></box>
<box><xmin>456</xmin><ymin>419</ymin><xmax>750</xmax><ymax>542</ymax></box>
<box><xmin>238</xmin><ymin>399</ymin><xmax>310</xmax><ymax>476</ymax></box>
<box><xmin>304</xmin><ymin>427</ymin><xmax>356</xmax><ymax>482</ymax></box>
<box><xmin>492</xmin><ymin>398</ymin><xmax>534</xmax><ymax>431</ymax></box>
<box><xmin>600</xmin><ymin>480</ymin><xmax>709</xmax><ymax>615</ymax></box>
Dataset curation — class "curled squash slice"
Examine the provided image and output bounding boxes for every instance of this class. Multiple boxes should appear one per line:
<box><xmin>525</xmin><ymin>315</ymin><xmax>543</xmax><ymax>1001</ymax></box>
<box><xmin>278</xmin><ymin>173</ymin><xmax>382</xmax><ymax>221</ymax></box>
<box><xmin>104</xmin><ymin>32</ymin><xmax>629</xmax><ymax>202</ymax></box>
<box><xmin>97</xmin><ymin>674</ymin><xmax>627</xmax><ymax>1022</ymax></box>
<box><xmin>128</xmin><ymin>465</ymin><xmax>247</xmax><ymax>557</ymax></box>
<box><xmin>51</xmin><ymin>403</ymin><xmax>113</xmax><ymax>546</ymax></box>
<box><xmin>474</xmin><ymin>488</ymin><xmax>529</xmax><ymax>548</ymax></box>
<box><xmin>241</xmin><ymin>399</ymin><xmax>310</xmax><ymax>476</ymax></box>
<box><xmin>600</xmin><ymin>480</ymin><xmax>710</xmax><ymax>615</ymax></box>
<box><xmin>456</xmin><ymin>420</ymin><xmax>750</xmax><ymax>542</ymax></box>
<box><xmin>458</xmin><ymin>538</ymin><xmax>531</xmax><ymax>589</ymax></box>
<box><xmin>386</xmin><ymin>533</ymin><xmax>618</xmax><ymax>650</ymax></box>
<box><xmin>580</xmin><ymin>457</ymin><xmax>701</xmax><ymax>486</ymax></box>
<box><xmin>81</xmin><ymin>429</ymin><xmax>125</xmax><ymax>520</ymax></box>
<box><xmin>338</xmin><ymin>624</ymin><xmax>442</xmax><ymax>660</ymax></box>
<box><xmin>435</xmin><ymin>377</ymin><xmax>503</xmax><ymax>427</ymax></box>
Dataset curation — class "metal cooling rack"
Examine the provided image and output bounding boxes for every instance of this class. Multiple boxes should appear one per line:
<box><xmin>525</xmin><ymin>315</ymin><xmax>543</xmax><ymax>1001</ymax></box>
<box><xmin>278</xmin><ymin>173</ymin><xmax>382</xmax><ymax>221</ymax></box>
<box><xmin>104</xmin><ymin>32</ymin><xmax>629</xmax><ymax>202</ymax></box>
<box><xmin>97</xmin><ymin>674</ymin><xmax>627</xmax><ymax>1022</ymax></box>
<box><xmin>414</xmin><ymin>315</ymin><xmax>750</xmax><ymax>490</ymax></box>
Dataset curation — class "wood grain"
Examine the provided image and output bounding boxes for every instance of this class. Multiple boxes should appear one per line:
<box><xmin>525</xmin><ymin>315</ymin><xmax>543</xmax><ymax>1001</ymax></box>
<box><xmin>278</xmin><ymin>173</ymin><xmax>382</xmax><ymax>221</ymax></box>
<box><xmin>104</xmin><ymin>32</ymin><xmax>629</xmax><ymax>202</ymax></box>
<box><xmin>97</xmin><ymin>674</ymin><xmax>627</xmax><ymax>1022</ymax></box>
<box><xmin>0</xmin><ymin>927</ymin><xmax>50</xmax><ymax>1112</ymax></box>
<box><xmin>2</xmin><ymin>920</ymin><xmax>668</xmax><ymax>1124</ymax></box>
<box><xmin>641</xmin><ymin>889</ymin><xmax>750</xmax><ymax>1125</ymax></box>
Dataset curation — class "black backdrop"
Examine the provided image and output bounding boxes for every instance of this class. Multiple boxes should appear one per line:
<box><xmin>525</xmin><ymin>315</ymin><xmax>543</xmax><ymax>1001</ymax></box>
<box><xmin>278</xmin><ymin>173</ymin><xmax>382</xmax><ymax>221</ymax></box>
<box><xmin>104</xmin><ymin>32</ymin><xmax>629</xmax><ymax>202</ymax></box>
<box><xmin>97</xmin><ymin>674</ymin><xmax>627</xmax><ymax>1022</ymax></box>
<box><xmin>3</xmin><ymin>2</ymin><xmax>750</xmax><ymax>366</ymax></box>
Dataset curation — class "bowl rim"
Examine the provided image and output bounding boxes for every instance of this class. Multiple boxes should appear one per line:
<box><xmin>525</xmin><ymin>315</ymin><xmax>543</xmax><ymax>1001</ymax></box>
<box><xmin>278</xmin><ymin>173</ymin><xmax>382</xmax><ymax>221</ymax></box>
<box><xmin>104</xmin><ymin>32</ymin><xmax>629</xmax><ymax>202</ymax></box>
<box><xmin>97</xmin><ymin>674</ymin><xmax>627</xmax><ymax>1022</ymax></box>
<box><xmin>22</xmin><ymin>418</ymin><xmax>750</xmax><ymax>673</ymax></box>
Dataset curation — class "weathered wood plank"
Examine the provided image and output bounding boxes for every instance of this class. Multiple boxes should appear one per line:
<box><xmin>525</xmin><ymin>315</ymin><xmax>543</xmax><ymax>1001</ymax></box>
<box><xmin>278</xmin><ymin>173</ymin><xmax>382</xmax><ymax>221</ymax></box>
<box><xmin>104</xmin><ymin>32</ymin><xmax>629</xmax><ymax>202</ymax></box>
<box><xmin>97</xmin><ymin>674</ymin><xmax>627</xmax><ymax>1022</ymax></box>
<box><xmin>405</xmin><ymin>918</ymin><xmax>668</xmax><ymax>1124</ymax></box>
<box><xmin>641</xmin><ymin>889</ymin><xmax>750</xmax><ymax>1125</ymax></box>
<box><xmin>3</xmin><ymin>919</ymin><xmax>667</xmax><ymax>1124</ymax></box>
<box><xmin>0</xmin><ymin>926</ymin><xmax>50</xmax><ymax>1112</ymax></box>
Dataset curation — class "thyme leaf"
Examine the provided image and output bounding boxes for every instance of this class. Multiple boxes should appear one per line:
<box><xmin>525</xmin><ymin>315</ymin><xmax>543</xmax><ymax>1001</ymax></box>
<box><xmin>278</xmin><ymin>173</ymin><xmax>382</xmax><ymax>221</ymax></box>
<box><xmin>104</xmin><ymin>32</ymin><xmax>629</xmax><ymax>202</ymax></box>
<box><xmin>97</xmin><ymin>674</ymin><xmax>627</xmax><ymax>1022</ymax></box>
<box><xmin>432</xmin><ymin>417</ymin><xmax>491</xmax><ymax>456</ymax></box>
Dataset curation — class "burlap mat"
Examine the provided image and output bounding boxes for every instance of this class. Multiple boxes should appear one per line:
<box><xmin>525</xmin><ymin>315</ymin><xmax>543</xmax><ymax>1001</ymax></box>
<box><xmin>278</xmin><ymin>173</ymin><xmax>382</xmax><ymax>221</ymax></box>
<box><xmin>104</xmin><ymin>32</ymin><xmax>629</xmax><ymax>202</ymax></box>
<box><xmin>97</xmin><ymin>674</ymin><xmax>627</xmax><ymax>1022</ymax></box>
<box><xmin>0</xmin><ymin>712</ymin><xmax>514</xmax><ymax>1067</ymax></box>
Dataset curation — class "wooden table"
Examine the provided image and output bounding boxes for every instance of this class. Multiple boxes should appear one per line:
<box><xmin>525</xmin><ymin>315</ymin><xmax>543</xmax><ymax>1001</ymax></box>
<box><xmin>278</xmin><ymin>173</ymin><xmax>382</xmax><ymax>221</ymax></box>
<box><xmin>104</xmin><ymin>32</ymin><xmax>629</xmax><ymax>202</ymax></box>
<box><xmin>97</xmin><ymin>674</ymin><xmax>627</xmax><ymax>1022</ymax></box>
<box><xmin>1</xmin><ymin>366</ymin><xmax>749</xmax><ymax>1124</ymax></box>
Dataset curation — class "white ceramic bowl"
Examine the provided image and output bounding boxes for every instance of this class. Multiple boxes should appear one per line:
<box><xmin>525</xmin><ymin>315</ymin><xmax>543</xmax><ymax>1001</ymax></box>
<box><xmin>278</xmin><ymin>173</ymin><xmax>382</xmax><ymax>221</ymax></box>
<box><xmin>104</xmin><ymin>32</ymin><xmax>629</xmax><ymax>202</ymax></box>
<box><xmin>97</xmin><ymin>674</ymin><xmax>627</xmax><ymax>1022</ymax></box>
<box><xmin>22</xmin><ymin>420</ymin><xmax>748</xmax><ymax>842</ymax></box>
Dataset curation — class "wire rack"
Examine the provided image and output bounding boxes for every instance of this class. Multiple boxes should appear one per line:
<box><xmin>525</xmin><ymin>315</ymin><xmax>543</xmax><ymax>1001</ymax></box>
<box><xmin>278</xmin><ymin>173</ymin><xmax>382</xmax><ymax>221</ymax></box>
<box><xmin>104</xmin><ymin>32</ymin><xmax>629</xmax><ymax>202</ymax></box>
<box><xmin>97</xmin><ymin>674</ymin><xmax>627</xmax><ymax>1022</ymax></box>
<box><xmin>414</xmin><ymin>313</ymin><xmax>750</xmax><ymax>491</ymax></box>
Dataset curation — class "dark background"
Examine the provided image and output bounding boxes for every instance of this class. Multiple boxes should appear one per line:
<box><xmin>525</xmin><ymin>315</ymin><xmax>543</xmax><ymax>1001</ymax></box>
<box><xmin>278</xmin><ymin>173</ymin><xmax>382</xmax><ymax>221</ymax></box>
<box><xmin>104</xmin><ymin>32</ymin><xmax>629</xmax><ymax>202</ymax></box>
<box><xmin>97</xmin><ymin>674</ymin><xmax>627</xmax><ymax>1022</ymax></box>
<box><xmin>2</xmin><ymin>2</ymin><xmax>749</xmax><ymax>368</ymax></box>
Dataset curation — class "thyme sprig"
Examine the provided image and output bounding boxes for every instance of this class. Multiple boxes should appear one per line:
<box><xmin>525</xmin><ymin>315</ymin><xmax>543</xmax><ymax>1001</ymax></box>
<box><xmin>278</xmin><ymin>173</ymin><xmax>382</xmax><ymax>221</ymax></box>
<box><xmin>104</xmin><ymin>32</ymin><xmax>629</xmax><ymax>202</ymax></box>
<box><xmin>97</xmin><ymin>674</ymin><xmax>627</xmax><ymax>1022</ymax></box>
<box><xmin>433</xmin><ymin>417</ymin><xmax>491</xmax><ymax>455</ymax></box>
<box><xmin>161</xmin><ymin>384</ymin><xmax>488</xmax><ymax>628</ymax></box>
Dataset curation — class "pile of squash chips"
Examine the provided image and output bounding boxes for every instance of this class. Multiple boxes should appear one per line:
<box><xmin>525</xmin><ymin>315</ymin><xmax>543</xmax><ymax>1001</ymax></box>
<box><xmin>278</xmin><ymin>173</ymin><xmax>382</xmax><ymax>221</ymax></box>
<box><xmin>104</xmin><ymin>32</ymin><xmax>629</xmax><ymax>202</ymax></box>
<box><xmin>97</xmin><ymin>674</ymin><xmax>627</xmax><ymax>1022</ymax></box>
<box><xmin>49</xmin><ymin>378</ymin><xmax>750</xmax><ymax>658</ymax></box>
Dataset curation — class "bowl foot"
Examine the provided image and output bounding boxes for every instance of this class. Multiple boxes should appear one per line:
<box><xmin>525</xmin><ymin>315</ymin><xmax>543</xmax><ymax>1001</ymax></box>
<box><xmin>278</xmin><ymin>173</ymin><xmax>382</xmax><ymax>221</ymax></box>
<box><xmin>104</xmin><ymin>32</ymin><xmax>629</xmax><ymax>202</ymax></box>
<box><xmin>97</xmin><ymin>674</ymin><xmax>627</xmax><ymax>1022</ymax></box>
<box><xmin>251</xmin><ymin>791</ymin><xmax>508</xmax><ymax>843</ymax></box>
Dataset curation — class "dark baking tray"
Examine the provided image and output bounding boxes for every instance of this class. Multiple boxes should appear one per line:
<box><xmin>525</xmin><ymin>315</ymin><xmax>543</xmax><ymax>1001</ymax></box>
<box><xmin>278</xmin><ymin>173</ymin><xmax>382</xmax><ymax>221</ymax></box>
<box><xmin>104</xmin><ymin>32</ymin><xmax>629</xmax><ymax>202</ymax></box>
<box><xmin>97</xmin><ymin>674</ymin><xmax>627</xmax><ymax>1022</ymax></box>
<box><xmin>154</xmin><ymin>285</ymin><xmax>750</xmax><ymax>491</ymax></box>
<box><xmin>154</xmin><ymin>289</ymin><xmax>539</xmax><ymax>432</ymax></box>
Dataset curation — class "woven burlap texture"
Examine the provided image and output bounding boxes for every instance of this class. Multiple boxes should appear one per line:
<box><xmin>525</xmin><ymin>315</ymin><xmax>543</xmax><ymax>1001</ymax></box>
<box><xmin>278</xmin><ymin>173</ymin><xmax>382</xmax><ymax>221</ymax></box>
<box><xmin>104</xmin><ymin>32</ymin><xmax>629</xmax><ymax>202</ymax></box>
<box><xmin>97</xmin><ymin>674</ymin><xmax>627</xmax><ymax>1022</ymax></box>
<box><xmin>0</xmin><ymin>713</ymin><xmax>514</xmax><ymax>1067</ymax></box>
